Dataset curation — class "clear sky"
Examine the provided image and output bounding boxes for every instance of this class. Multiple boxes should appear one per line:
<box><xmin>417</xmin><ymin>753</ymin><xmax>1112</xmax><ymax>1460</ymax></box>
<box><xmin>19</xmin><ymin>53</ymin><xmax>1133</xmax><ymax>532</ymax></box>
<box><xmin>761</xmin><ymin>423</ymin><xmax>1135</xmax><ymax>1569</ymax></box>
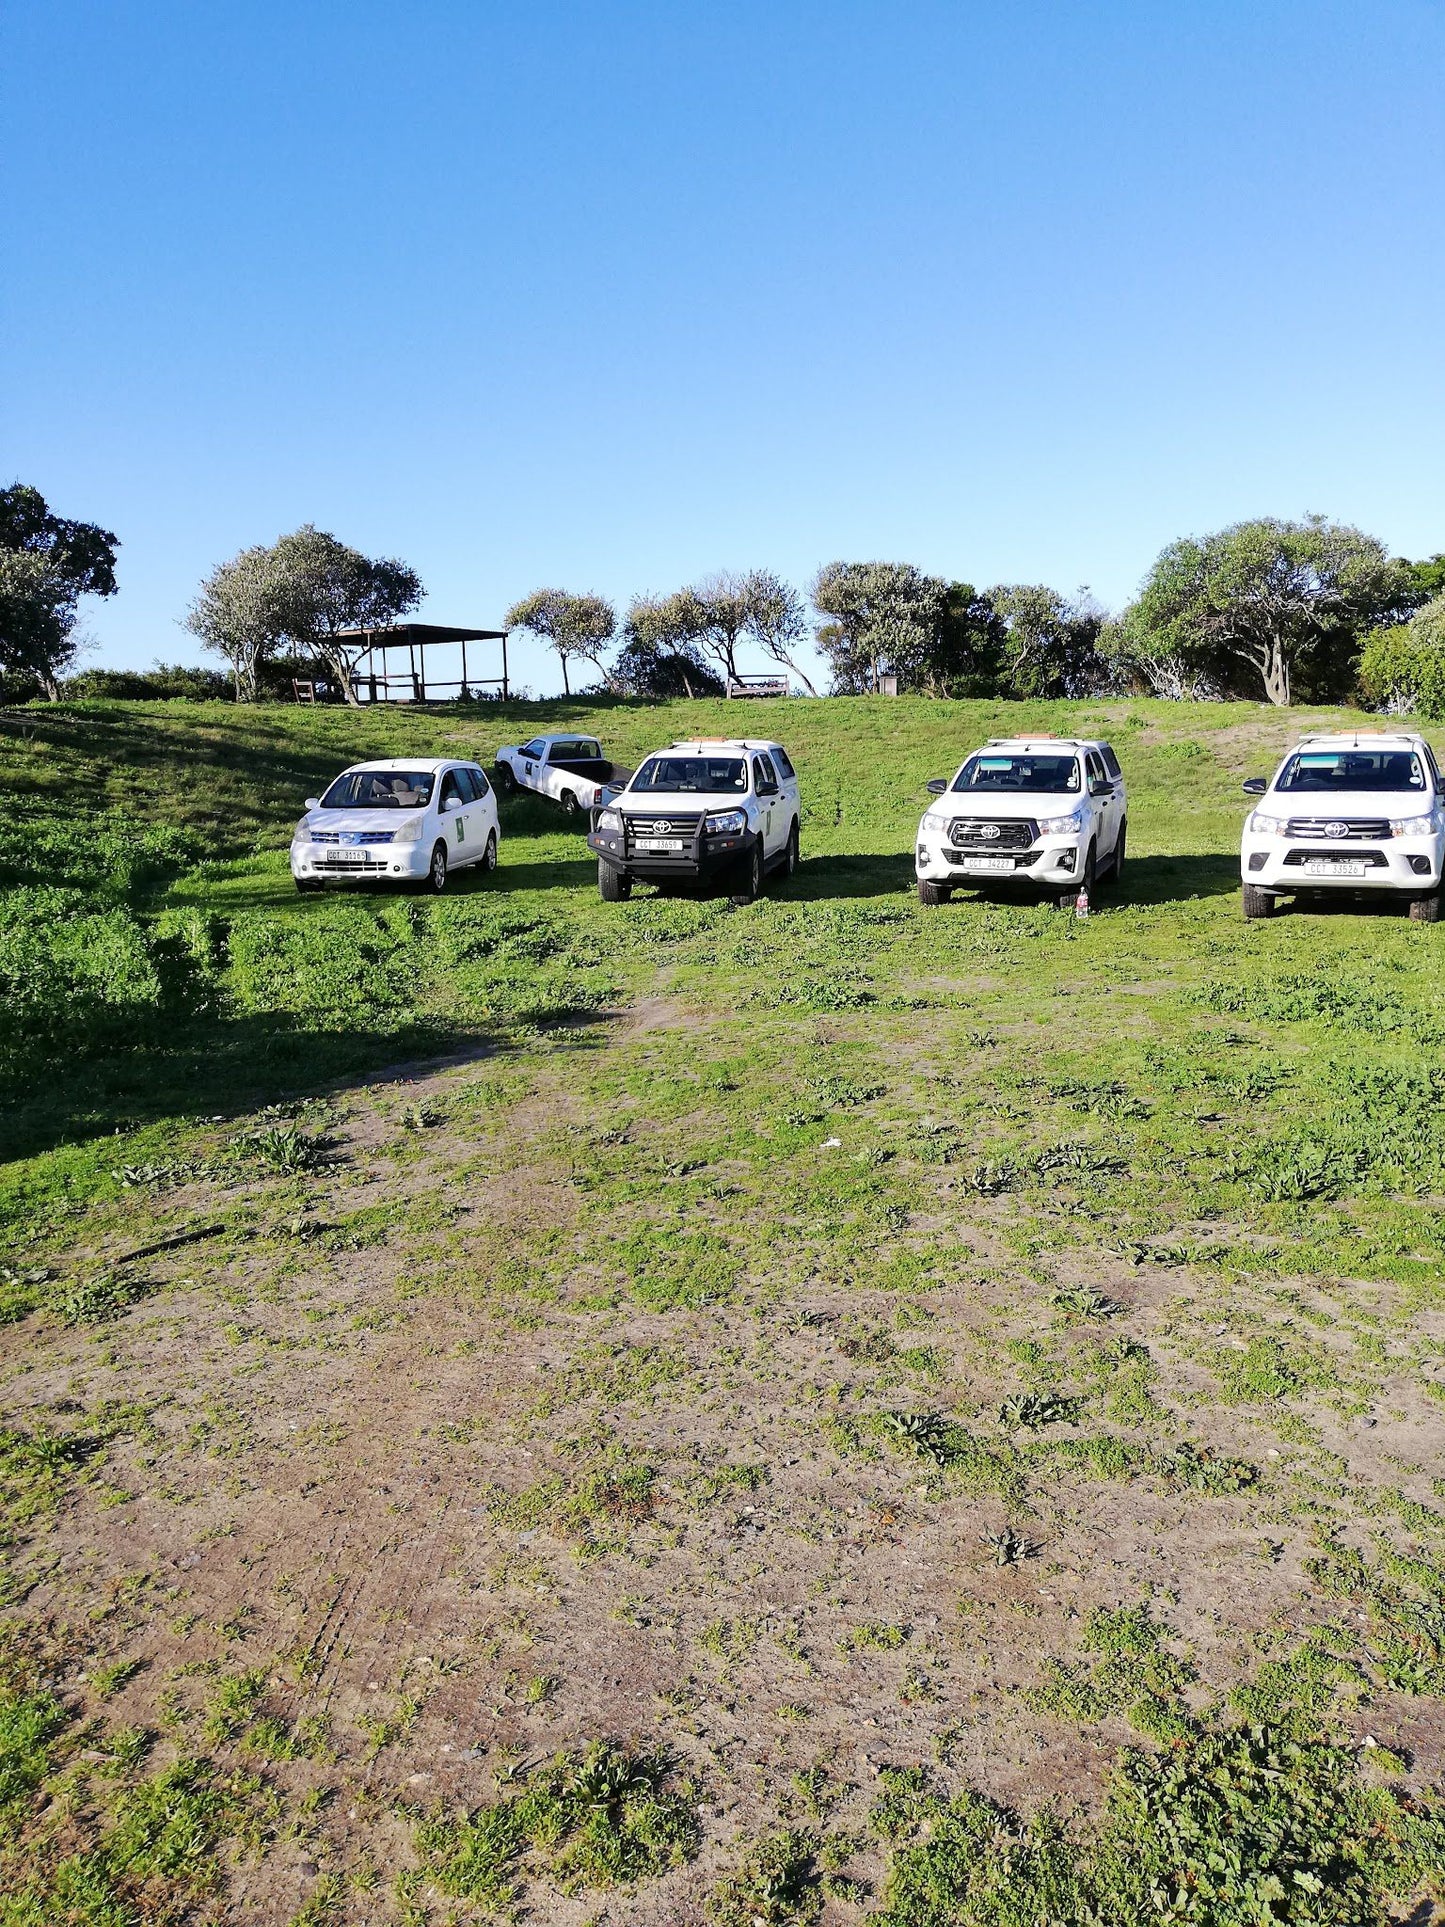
<box><xmin>5</xmin><ymin>0</ymin><xmax>1443</xmax><ymax>695</ymax></box>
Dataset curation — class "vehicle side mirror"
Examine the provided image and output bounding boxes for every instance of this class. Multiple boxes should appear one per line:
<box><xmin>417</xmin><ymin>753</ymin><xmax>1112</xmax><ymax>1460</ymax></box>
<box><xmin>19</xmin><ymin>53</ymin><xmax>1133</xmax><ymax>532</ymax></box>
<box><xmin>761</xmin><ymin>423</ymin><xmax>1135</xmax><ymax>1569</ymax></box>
<box><xmin>925</xmin><ymin>777</ymin><xmax>947</xmax><ymax>795</ymax></box>
<box><xmin>304</xmin><ymin>797</ymin><xmax>320</xmax><ymax>811</ymax></box>
<box><xmin>1089</xmin><ymin>779</ymin><xmax>1112</xmax><ymax>798</ymax></box>
<box><xmin>1436</xmin><ymin>774</ymin><xmax>1445</xmax><ymax>795</ymax></box>
<box><xmin>1242</xmin><ymin>777</ymin><xmax>1267</xmax><ymax>795</ymax></box>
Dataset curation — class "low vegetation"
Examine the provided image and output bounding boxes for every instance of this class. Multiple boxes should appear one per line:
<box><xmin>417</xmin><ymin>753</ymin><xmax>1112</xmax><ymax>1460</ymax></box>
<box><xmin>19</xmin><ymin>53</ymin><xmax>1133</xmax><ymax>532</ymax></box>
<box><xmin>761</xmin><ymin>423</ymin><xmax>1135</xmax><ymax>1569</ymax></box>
<box><xmin>2</xmin><ymin>692</ymin><xmax>1444</xmax><ymax>1922</ymax></box>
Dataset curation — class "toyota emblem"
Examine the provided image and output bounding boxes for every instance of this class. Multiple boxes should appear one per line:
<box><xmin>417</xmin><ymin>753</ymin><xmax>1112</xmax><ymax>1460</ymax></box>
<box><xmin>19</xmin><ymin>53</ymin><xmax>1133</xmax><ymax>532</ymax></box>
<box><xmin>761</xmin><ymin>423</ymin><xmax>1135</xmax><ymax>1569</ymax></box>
<box><xmin>653</xmin><ymin>819</ymin><xmax>671</xmax><ymax>834</ymax></box>
<box><xmin>1325</xmin><ymin>821</ymin><xmax>1347</xmax><ymax>839</ymax></box>
<box><xmin>979</xmin><ymin>823</ymin><xmax>1001</xmax><ymax>840</ymax></box>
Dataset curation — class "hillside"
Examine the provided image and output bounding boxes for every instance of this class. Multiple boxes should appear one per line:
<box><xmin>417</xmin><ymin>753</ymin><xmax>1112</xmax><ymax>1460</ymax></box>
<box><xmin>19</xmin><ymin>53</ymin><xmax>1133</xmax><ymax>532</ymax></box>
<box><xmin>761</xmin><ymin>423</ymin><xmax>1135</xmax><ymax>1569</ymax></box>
<box><xmin>2</xmin><ymin>695</ymin><xmax>1443</xmax><ymax>1925</ymax></box>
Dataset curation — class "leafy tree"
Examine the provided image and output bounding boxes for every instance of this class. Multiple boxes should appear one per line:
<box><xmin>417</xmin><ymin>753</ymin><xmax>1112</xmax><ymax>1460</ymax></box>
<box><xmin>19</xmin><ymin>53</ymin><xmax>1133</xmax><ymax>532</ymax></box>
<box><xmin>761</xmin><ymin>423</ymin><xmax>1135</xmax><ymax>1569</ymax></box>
<box><xmin>810</xmin><ymin>561</ymin><xmax>948</xmax><ymax>693</ymax></box>
<box><xmin>743</xmin><ymin>569</ymin><xmax>817</xmax><ymax>695</ymax></box>
<box><xmin>988</xmin><ymin>584</ymin><xmax>1104</xmax><ymax>698</ymax></box>
<box><xmin>1359</xmin><ymin>594</ymin><xmax>1445</xmax><ymax>719</ymax></box>
<box><xmin>0</xmin><ymin>483</ymin><xmax>120</xmax><ymax>699</ymax></box>
<box><xmin>617</xmin><ymin>594</ymin><xmax>723</xmax><ymax>698</ymax></box>
<box><xmin>0</xmin><ymin>551</ymin><xmax>86</xmax><ymax>699</ymax></box>
<box><xmin>1112</xmin><ymin>516</ymin><xmax>1404</xmax><ymax>706</ymax></box>
<box><xmin>504</xmin><ymin>589</ymin><xmax>617</xmax><ymax>696</ymax></box>
<box><xmin>186</xmin><ymin>526</ymin><xmax>422</xmax><ymax>703</ymax></box>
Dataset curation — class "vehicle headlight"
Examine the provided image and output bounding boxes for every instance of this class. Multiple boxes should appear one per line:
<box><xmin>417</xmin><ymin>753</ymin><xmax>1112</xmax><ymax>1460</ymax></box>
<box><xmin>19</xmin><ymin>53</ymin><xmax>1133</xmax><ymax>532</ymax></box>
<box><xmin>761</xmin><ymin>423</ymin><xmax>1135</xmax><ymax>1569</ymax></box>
<box><xmin>705</xmin><ymin>809</ymin><xmax>747</xmax><ymax>835</ymax></box>
<box><xmin>392</xmin><ymin>816</ymin><xmax>426</xmax><ymax>844</ymax></box>
<box><xmin>1391</xmin><ymin>814</ymin><xmax>1437</xmax><ymax>836</ymax></box>
<box><xmin>598</xmin><ymin>808</ymin><xmax>621</xmax><ymax>832</ymax></box>
<box><xmin>291</xmin><ymin>818</ymin><xmax>312</xmax><ymax>844</ymax></box>
<box><xmin>1249</xmin><ymin>812</ymin><xmax>1288</xmax><ymax>835</ymax></box>
<box><xmin>1038</xmin><ymin>810</ymin><xmax>1084</xmax><ymax>835</ymax></box>
<box><xmin>921</xmin><ymin>809</ymin><xmax>950</xmax><ymax>832</ymax></box>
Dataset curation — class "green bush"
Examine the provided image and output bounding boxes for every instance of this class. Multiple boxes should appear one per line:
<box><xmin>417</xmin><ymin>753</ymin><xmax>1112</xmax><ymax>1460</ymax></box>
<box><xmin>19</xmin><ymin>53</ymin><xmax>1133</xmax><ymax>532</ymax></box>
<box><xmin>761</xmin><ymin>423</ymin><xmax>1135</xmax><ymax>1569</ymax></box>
<box><xmin>62</xmin><ymin>663</ymin><xmax>233</xmax><ymax>702</ymax></box>
<box><xmin>1358</xmin><ymin>595</ymin><xmax>1445</xmax><ymax>718</ymax></box>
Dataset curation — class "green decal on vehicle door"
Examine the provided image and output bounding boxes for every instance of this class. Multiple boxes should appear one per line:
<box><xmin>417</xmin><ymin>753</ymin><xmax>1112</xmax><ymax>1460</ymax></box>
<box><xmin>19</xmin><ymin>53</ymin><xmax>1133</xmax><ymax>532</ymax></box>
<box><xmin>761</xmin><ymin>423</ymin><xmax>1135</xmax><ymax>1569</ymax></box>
<box><xmin>455</xmin><ymin>819</ymin><xmax>464</xmax><ymax>843</ymax></box>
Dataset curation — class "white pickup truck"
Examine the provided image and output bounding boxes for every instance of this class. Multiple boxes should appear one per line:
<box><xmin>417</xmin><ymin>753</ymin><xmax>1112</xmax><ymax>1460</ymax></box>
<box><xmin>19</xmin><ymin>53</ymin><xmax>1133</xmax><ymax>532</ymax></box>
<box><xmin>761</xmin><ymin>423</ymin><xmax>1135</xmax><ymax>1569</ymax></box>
<box><xmin>494</xmin><ymin>734</ymin><xmax>632</xmax><ymax>816</ymax></box>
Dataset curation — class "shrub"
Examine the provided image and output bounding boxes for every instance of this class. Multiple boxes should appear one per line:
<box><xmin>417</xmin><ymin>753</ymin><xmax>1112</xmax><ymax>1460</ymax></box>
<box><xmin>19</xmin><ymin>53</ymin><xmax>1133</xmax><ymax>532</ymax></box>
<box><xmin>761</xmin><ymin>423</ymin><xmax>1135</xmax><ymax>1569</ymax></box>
<box><xmin>63</xmin><ymin>663</ymin><xmax>234</xmax><ymax>701</ymax></box>
<box><xmin>1358</xmin><ymin>595</ymin><xmax>1445</xmax><ymax>718</ymax></box>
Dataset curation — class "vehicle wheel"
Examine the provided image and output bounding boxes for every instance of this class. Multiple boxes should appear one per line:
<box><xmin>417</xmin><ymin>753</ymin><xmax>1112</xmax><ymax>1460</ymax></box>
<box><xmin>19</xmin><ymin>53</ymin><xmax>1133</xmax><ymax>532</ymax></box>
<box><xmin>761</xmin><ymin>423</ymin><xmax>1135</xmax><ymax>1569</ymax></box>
<box><xmin>496</xmin><ymin>764</ymin><xmax>516</xmax><ymax>793</ymax></box>
<box><xmin>294</xmin><ymin>878</ymin><xmax>322</xmax><ymax>894</ymax></box>
<box><xmin>425</xmin><ymin>842</ymin><xmax>449</xmax><ymax>894</ymax></box>
<box><xmin>783</xmin><ymin>818</ymin><xmax>800</xmax><ymax>879</ymax></box>
<box><xmin>733</xmin><ymin>838</ymin><xmax>765</xmax><ymax>903</ymax></box>
<box><xmin>918</xmin><ymin>878</ymin><xmax>950</xmax><ymax>905</ymax></box>
<box><xmin>560</xmin><ymin>789</ymin><xmax>580</xmax><ymax>816</ymax></box>
<box><xmin>480</xmin><ymin>830</ymin><xmax>498</xmax><ymax>874</ymax></box>
<box><xmin>598</xmin><ymin>860</ymin><xmax>631</xmax><ymax>902</ymax></box>
<box><xmin>1409</xmin><ymin>890</ymin><xmax>1441</xmax><ymax>923</ymax></box>
<box><xmin>1242</xmin><ymin>883</ymin><xmax>1275</xmax><ymax>920</ymax></box>
<box><xmin>1109</xmin><ymin>820</ymin><xmax>1127</xmax><ymax>882</ymax></box>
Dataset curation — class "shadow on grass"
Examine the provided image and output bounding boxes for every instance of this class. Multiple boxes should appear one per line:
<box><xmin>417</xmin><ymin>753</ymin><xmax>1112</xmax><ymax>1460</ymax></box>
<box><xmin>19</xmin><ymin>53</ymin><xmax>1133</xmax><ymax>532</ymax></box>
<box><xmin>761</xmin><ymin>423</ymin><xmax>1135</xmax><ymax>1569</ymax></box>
<box><xmin>1111</xmin><ymin>853</ymin><xmax>1242</xmax><ymax>905</ymax></box>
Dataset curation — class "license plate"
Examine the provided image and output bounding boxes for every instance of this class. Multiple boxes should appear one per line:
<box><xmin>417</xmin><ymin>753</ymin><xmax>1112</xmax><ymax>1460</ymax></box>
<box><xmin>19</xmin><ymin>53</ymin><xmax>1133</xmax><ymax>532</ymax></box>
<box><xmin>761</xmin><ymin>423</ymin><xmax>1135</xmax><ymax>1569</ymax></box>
<box><xmin>1304</xmin><ymin>859</ymin><xmax>1366</xmax><ymax>877</ymax></box>
<box><xmin>961</xmin><ymin>855</ymin><xmax>1014</xmax><ymax>873</ymax></box>
<box><xmin>635</xmin><ymin>838</ymin><xmax>685</xmax><ymax>852</ymax></box>
<box><xmin>330</xmin><ymin>849</ymin><xmax>367</xmax><ymax>863</ymax></box>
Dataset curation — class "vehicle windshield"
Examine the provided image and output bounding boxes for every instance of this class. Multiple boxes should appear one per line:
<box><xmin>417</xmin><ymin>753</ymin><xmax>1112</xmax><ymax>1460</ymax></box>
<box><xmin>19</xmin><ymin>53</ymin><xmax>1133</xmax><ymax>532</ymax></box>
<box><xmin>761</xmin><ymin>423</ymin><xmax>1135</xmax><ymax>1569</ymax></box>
<box><xmin>319</xmin><ymin>770</ymin><xmax>435</xmax><ymax>809</ymax></box>
<box><xmin>1275</xmin><ymin>749</ymin><xmax>1427</xmax><ymax>794</ymax></box>
<box><xmin>632</xmin><ymin>756</ymin><xmax>747</xmax><ymax>794</ymax></box>
<box><xmin>952</xmin><ymin>752</ymin><xmax>1080</xmax><ymax>795</ymax></box>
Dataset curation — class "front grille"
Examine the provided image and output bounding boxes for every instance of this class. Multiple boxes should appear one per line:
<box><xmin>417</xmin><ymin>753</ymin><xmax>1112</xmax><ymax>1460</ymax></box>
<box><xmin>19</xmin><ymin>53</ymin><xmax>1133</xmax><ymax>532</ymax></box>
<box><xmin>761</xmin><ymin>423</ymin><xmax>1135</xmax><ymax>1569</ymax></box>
<box><xmin>1282</xmin><ymin>848</ymin><xmax>1387</xmax><ymax>869</ymax></box>
<box><xmin>1284</xmin><ymin>817</ymin><xmax>1391</xmax><ymax>840</ymax></box>
<box><xmin>311</xmin><ymin>830</ymin><xmax>395</xmax><ymax>845</ymax></box>
<box><xmin>314</xmin><ymin>855</ymin><xmax>387</xmax><ymax>870</ymax></box>
<box><xmin>626</xmin><ymin>813</ymin><xmax>703</xmax><ymax>837</ymax></box>
<box><xmin>947</xmin><ymin>817</ymin><xmax>1037</xmax><ymax>852</ymax></box>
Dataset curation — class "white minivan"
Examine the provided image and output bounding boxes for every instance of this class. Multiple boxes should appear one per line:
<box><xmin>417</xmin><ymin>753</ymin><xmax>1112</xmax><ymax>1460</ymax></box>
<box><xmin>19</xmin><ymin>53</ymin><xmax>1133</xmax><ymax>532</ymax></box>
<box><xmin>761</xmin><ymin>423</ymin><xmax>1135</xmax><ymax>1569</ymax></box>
<box><xmin>291</xmin><ymin>758</ymin><xmax>500</xmax><ymax>895</ymax></box>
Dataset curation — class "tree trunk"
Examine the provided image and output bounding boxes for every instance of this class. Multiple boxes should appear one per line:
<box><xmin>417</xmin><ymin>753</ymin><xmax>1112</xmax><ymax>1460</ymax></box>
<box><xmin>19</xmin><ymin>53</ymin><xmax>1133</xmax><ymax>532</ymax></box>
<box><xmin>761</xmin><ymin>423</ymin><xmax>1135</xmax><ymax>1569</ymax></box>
<box><xmin>41</xmin><ymin>671</ymin><xmax>59</xmax><ymax>701</ymax></box>
<box><xmin>785</xmin><ymin>655</ymin><xmax>819</xmax><ymax>698</ymax></box>
<box><xmin>561</xmin><ymin>653</ymin><xmax>570</xmax><ymax>697</ymax></box>
<box><xmin>1262</xmin><ymin>640</ymin><xmax>1291</xmax><ymax>707</ymax></box>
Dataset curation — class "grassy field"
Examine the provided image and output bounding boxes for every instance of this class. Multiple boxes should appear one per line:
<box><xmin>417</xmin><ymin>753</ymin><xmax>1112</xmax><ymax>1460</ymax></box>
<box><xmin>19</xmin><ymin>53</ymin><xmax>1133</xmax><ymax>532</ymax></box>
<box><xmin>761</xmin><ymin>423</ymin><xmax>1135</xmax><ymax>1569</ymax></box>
<box><xmin>3</xmin><ymin>693</ymin><xmax>1445</xmax><ymax>1925</ymax></box>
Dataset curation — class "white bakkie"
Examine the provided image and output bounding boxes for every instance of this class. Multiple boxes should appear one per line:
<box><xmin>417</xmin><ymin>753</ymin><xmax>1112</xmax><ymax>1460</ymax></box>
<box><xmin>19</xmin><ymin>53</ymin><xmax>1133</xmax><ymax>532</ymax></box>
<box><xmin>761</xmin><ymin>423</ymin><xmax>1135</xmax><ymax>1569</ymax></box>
<box><xmin>915</xmin><ymin>737</ymin><xmax>1126</xmax><ymax>906</ymax></box>
<box><xmin>587</xmin><ymin>738</ymin><xmax>801</xmax><ymax>902</ymax></box>
<box><xmin>291</xmin><ymin>758</ymin><xmax>500</xmax><ymax>895</ymax></box>
<box><xmin>494</xmin><ymin>734</ymin><xmax>630</xmax><ymax>815</ymax></box>
<box><xmin>1240</xmin><ymin>731</ymin><xmax>1445</xmax><ymax>922</ymax></box>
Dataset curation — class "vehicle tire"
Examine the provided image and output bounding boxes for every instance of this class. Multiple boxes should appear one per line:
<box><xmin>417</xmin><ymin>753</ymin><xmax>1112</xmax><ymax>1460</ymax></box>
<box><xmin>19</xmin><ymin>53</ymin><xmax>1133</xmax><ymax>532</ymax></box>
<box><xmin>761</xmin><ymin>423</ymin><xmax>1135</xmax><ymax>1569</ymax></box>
<box><xmin>598</xmin><ymin>860</ymin><xmax>631</xmax><ymax>902</ymax></box>
<box><xmin>294</xmin><ymin>878</ymin><xmax>322</xmax><ymax>894</ymax></box>
<box><xmin>560</xmin><ymin>789</ymin><xmax>580</xmax><ymax>816</ymax></box>
<box><xmin>733</xmin><ymin>838</ymin><xmax>765</xmax><ymax>903</ymax></box>
<box><xmin>496</xmin><ymin>763</ymin><xmax>515</xmax><ymax>793</ymax></box>
<box><xmin>1109</xmin><ymin>820</ymin><xmax>1127</xmax><ymax>882</ymax></box>
<box><xmin>918</xmin><ymin>878</ymin><xmax>950</xmax><ymax>905</ymax></box>
<box><xmin>1242</xmin><ymin>883</ymin><xmax>1275</xmax><ymax>920</ymax></box>
<box><xmin>425</xmin><ymin>842</ymin><xmax>449</xmax><ymax>894</ymax></box>
<box><xmin>1409</xmin><ymin>890</ymin><xmax>1441</xmax><ymax>923</ymax></box>
<box><xmin>480</xmin><ymin>830</ymin><xmax>498</xmax><ymax>874</ymax></box>
<box><xmin>783</xmin><ymin>818</ymin><xmax>800</xmax><ymax>879</ymax></box>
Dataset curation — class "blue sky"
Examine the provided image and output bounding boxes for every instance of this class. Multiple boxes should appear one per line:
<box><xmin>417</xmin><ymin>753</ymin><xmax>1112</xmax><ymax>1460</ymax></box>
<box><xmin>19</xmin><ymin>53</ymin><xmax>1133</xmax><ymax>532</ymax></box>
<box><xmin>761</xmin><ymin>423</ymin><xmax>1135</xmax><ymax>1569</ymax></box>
<box><xmin>5</xmin><ymin>0</ymin><xmax>1443</xmax><ymax>694</ymax></box>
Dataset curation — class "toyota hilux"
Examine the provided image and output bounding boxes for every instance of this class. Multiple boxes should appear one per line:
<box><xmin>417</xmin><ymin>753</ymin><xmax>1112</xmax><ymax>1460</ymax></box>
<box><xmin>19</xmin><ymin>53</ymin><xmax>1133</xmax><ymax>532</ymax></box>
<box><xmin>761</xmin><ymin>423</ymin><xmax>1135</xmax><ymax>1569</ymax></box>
<box><xmin>1240</xmin><ymin>731</ymin><xmax>1445</xmax><ymax>921</ymax></box>
<box><xmin>587</xmin><ymin>738</ymin><xmax>800</xmax><ymax>901</ymax></box>
<box><xmin>915</xmin><ymin>737</ymin><xmax>1126</xmax><ymax>906</ymax></box>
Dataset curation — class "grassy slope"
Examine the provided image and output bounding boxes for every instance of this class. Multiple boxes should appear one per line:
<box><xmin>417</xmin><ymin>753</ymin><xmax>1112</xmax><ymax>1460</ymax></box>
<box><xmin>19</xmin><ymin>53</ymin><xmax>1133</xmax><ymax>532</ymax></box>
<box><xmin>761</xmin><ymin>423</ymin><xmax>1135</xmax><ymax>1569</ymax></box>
<box><xmin>2</xmin><ymin>694</ymin><xmax>1445</xmax><ymax>1925</ymax></box>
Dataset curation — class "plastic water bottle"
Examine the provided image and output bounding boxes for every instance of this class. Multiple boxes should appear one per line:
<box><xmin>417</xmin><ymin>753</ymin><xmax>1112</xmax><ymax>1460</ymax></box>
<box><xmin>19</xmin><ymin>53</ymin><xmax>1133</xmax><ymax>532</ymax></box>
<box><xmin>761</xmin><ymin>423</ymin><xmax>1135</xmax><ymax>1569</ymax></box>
<box><xmin>1075</xmin><ymin>887</ymin><xmax>1090</xmax><ymax>920</ymax></box>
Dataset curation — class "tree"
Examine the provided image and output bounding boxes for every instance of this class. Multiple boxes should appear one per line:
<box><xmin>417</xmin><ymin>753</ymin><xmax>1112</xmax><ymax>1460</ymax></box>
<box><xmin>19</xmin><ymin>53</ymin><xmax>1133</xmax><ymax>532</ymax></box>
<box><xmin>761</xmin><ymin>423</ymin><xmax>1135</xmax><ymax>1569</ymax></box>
<box><xmin>1113</xmin><ymin>517</ymin><xmax>1404</xmax><ymax>706</ymax></box>
<box><xmin>0</xmin><ymin>551</ymin><xmax>86</xmax><ymax>699</ymax></box>
<box><xmin>810</xmin><ymin>561</ymin><xmax>948</xmax><ymax>693</ymax></box>
<box><xmin>618</xmin><ymin>593</ymin><xmax>723</xmax><ymax>698</ymax></box>
<box><xmin>504</xmin><ymin>589</ymin><xmax>617</xmax><ymax>696</ymax></box>
<box><xmin>988</xmin><ymin>584</ymin><xmax>1105</xmax><ymax>699</ymax></box>
<box><xmin>742</xmin><ymin>569</ymin><xmax>817</xmax><ymax>695</ymax></box>
<box><xmin>0</xmin><ymin>483</ymin><xmax>119</xmax><ymax>699</ymax></box>
<box><xmin>185</xmin><ymin>526</ymin><xmax>422</xmax><ymax>703</ymax></box>
<box><xmin>1359</xmin><ymin>594</ymin><xmax>1445</xmax><ymax>719</ymax></box>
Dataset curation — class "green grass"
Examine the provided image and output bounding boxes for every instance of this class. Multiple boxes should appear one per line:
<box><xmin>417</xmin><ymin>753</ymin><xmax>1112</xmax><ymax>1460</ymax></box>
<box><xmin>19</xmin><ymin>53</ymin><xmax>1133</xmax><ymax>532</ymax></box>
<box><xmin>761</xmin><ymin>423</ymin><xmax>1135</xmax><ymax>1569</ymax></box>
<box><xmin>5</xmin><ymin>693</ymin><xmax>1445</xmax><ymax>1919</ymax></box>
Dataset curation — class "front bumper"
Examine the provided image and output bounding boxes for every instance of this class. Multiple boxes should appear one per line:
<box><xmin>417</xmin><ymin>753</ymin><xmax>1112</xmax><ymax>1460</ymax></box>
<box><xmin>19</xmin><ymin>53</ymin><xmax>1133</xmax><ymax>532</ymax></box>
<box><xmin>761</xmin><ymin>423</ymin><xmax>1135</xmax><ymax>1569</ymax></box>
<box><xmin>291</xmin><ymin>841</ymin><xmax>430</xmax><ymax>883</ymax></box>
<box><xmin>915</xmin><ymin>835</ymin><xmax>1083</xmax><ymax>886</ymax></box>
<box><xmin>588</xmin><ymin>825</ymin><xmax>748</xmax><ymax>881</ymax></box>
<box><xmin>1240</xmin><ymin>834</ymin><xmax>1443</xmax><ymax>894</ymax></box>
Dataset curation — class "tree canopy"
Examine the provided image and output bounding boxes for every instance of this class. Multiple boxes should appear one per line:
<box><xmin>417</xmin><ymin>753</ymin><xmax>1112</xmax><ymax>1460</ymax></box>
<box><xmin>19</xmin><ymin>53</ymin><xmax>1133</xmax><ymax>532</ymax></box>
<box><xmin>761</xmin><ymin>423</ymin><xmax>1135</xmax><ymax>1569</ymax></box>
<box><xmin>1111</xmin><ymin>516</ymin><xmax>1404</xmax><ymax>706</ymax></box>
<box><xmin>0</xmin><ymin>483</ymin><xmax>120</xmax><ymax>698</ymax></box>
<box><xmin>504</xmin><ymin>589</ymin><xmax>617</xmax><ymax>695</ymax></box>
<box><xmin>186</xmin><ymin>526</ymin><xmax>422</xmax><ymax>702</ymax></box>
